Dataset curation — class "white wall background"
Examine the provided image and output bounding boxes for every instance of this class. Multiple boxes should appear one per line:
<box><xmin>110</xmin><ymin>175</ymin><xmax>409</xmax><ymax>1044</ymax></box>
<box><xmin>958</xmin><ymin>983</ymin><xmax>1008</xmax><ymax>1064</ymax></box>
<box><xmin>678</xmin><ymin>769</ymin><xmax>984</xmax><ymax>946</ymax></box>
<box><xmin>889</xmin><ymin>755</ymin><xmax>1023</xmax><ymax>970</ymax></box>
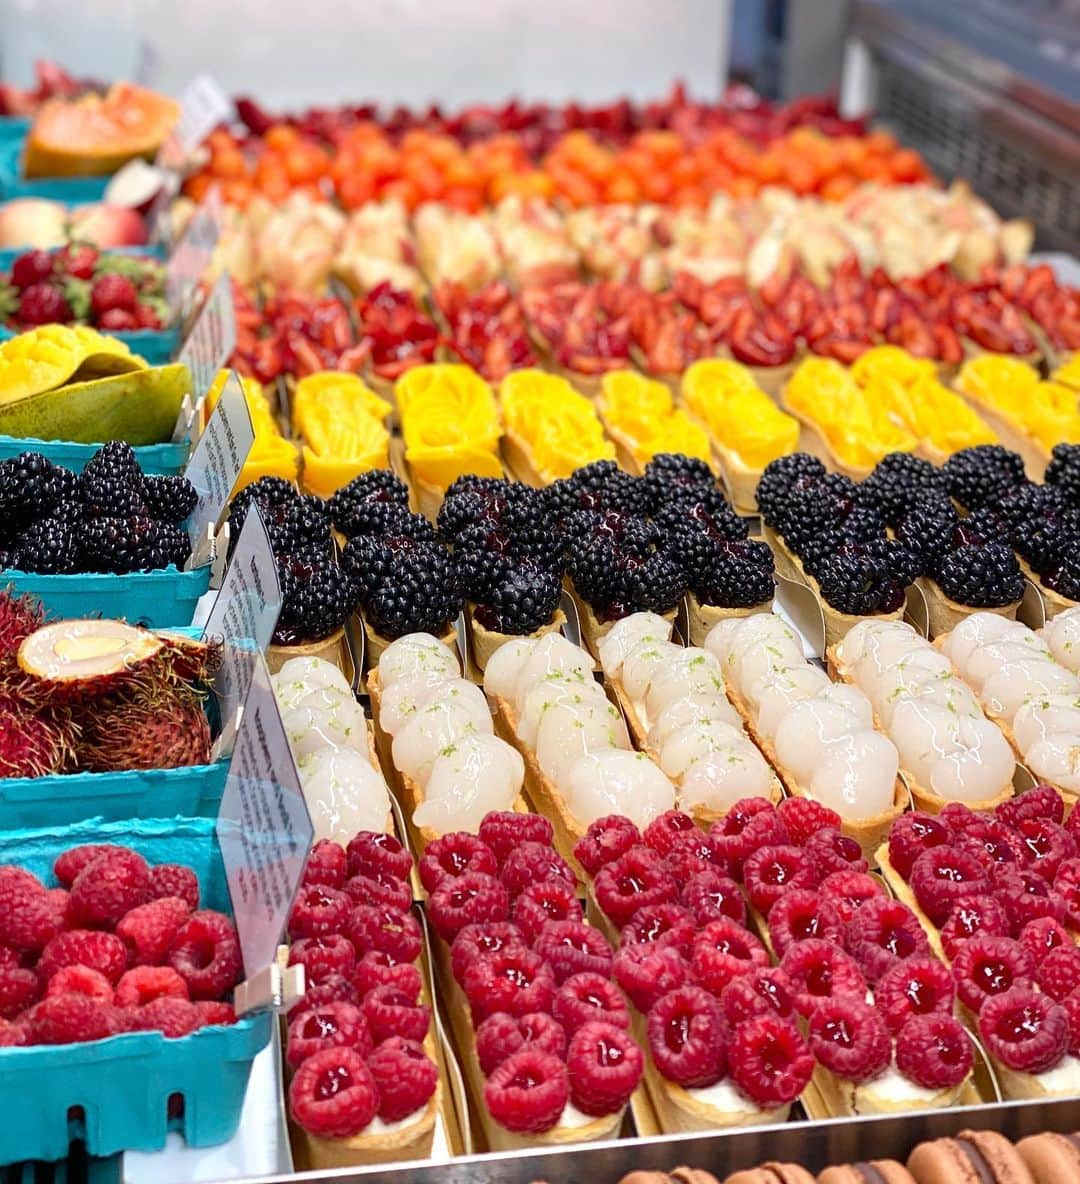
<box><xmin>1</xmin><ymin>0</ymin><xmax>730</xmax><ymax>108</ymax></box>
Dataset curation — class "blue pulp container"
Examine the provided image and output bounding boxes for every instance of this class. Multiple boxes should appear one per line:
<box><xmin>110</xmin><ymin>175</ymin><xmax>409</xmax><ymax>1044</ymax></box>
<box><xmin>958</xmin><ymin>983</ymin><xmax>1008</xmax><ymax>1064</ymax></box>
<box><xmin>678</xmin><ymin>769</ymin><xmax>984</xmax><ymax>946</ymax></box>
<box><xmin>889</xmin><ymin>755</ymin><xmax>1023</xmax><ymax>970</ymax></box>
<box><xmin>0</xmin><ymin>141</ymin><xmax>111</xmax><ymax>204</ymax></box>
<box><xmin>0</xmin><ymin>243</ymin><xmax>167</xmax><ymax>271</ymax></box>
<box><xmin>0</xmin><ymin>117</ymin><xmax>30</xmax><ymax>146</ymax></box>
<box><xmin>0</xmin><ymin>817</ymin><xmax>272</xmax><ymax>1165</ymax></box>
<box><xmin>0</xmin><ymin>435</ymin><xmax>190</xmax><ymax>475</ymax></box>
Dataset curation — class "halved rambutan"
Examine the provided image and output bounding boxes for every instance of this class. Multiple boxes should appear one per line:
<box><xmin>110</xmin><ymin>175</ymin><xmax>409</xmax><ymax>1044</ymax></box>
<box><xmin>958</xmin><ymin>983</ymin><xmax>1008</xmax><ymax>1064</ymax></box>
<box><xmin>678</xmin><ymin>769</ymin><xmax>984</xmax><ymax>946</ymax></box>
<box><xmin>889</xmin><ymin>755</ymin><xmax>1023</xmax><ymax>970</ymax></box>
<box><xmin>18</xmin><ymin>619</ymin><xmax>166</xmax><ymax>700</ymax></box>
<box><xmin>154</xmin><ymin>631</ymin><xmax>223</xmax><ymax>684</ymax></box>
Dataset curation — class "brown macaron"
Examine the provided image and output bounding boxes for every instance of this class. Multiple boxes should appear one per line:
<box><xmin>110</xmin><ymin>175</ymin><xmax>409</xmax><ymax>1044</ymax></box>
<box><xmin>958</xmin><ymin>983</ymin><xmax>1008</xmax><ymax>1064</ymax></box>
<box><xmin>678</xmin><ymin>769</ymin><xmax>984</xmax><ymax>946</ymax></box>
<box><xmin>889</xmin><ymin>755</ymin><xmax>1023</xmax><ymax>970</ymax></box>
<box><xmin>1016</xmin><ymin>1133</ymin><xmax>1080</xmax><ymax>1184</ymax></box>
<box><xmin>617</xmin><ymin>1175</ymin><xmax>684</xmax><ymax>1184</ymax></box>
<box><xmin>820</xmin><ymin>1162</ymin><xmax>918</xmax><ymax>1184</ymax></box>
<box><xmin>909</xmin><ymin>1131</ymin><xmax>1035</xmax><ymax>1184</ymax></box>
<box><xmin>618</xmin><ymin>1173</ymin><xmax>721</xmax><ymax>1184</ymax></box>
<box><xmin>726</xmin><ymin>1164</ymin><xmax>817</xmax><ymax>1184</ymax></box>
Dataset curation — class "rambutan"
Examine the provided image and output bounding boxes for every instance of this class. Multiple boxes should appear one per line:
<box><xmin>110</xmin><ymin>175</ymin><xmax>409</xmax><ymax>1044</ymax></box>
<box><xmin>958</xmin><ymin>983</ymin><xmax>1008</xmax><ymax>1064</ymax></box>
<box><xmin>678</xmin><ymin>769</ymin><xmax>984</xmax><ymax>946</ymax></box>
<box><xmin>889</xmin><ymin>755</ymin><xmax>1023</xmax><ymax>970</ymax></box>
<box><xmin>75</xmin><ymin>683</ymin><xmax>212</xmax><ymax>773</ymax></box>
<box><xmin>154</xmin><ymin>631</ymin><xmax>224</xmax><ymax>684</ymax></box>
<box><xmin>17</xmin><ymin>619</ymin><xmax>166</xmax><ymax>700</ymax></box>
<box><xmin>0</xmin><ymin>589</ymin><xmax>45</xmax><ymax>660</ymax></box>
<box><xmin>0</xmin><ymin>699</ymin><xmax>75</xmax><ymax>778</ymax></box>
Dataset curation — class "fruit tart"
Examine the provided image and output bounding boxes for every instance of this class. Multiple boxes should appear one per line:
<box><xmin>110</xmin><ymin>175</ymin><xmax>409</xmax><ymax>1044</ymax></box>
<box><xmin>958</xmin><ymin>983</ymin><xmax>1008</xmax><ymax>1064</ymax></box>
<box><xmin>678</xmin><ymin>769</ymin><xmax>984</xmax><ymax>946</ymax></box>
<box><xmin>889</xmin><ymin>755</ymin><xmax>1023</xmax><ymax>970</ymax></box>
<box><xmin>564</xmin><ymin>204</ymin><xmax>666</xmax><ymax>289</ymax></box>
<box><xmin>1040</xmin><ymin>604</ymin><xmax>1080</xmax><ymax>675</ymax></box>
<box><xmin>414</xmin><ymin>205</ymin><xmax>500</xmax><ymax>292</ymax></box>
<box><xmin>520</xmin><ymin>282</ymin><xmax>632</xmax><ymax>396</ymax></box>
<box><xmin>332</xmin><ymin>200</ymin><xmax>423</xmax><ymax>298</ymax></box>
<box><xmin>491</xmin><ymin>196</ymin><xmax>580</xmax><ymax>289</ymax></box>
<box><xmin>433</xmin><ymin>281</ymin><xmax>538</xmax><ymax>383</ymax></box>
<box><xmin>292</xmin><ymin>371</ymin><xmax>392</xmax><ymax>499</ymax></box>
<box><xmin>597</xmin><ymin>369</ymin><xmax>712</xmax><ymax>476</ymax></box>
<box><xmin>353</xmin><ymin>284</ymin><xmax>440</xmax><ymax>400</ymax></box>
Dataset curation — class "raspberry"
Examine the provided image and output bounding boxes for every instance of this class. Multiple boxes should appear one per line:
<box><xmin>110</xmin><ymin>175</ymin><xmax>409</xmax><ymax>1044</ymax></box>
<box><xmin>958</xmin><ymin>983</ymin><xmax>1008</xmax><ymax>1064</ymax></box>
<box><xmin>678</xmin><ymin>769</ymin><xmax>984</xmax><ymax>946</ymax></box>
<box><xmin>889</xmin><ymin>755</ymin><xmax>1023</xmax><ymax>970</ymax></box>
<box><xmin>720</xmin><ymin>967</ymin><xmax>795</xmax><ymax>1026</ymax></box>
<box><xmin>895</xmin><ymin>1013</ymin><xmax>973</xmax><ymax>1089</ymax></box>
<box><xmin>167</xmin><ymin>911</ymin><xmax>242</xmax><ymax>1000</ymax></box>
<box><xmin>463</xmin><ymin>949</ymin><xmax>556</xmax><ymax>1023</ymax></box>
<box><xmin>664</xmin><ymin>843</ymin><xmax>727</xmax><ymax>883</ymax></box>
<box><xmin>953</xmin><ymin>935</ymin><xmax>1035</xmax><ymax>1013</ymax></box>
<box><xmin>681</xmin><ymin>869</ymin><xmax>746</xmax><ymax>928</ymax></box>
<box><xmin>288</xmin><ymin>935</ymin><xmax>357</xmax><ymax>986</ymax></box>
<box><xmin>475</xmin><ymin>1011</ymin><xmax>567</xmax><ymax>1075</ymax></box>
<box><xmin>479</xmin><ymin>812</ymin><xmax>554</xmax><ymax>869</ymax></box>
<box><xmin>195</xmin><ymin>1001</ymin><xmax>236</xmax><ymax>1026</ymax></box>
<box><xmin>956</xmin><ymin>817</ymin><xmax>1023</xmax><ymax>872</ymax></box>
<box><xmin>44</xmin><ymin>966</ymin><xmax>112</xmax><ymax>1007</ymax></box>
<box><xmin>484</xmin><ymin>1049</ymin><xmax>568</xmax><ymax>1134</ymax></box>
<box><xmin>690</xmin><ymin>918</ymin><xmax>769</xmax><ymax>996</ymax></box>
<box><xmin>1064</xmin><ymin>989</ymin><xmax>1080</xmax><ymax>1056</ymax></box>
<box><xmin>940</xmin><ymin>801</ymin><xmax>984</xmax><ymax>835</ymax></box>
<box><xmin>822</xmin><ymin>870</ymin><xmax>890</xmax><ymax>924</ymax></box>
<box><xmin>777</xmin><ymin>797</ymin><xmax>842</xmax><ymax>846</ymax></box>
<box><xmin>54</xmin><ymin>845</ymin><xmax>127</xmax><ymax>887</ymax></box>
<box><xmin>940</xmin><ymin>894</ymin><xmax>1010</xmax><ymax>962</ymax></box>
<box><xmin>25</xmin><ymin>993</ymin><xmax>116</xmax><ymax>1045</ymax></box>
<box><xmin>742</xmin><ymin>845</ymin><xmax>820</xmax><ymax>916</ymax></box>
<box><xmin>287</xmin><ymin>974</ymin><xmax>357</xmax><ymax>1022</ymax></box>
<box><xmin>512</xmin><ymin>880</ymin><xmax>583</xmax><ymax>943</ymax></box>
<box><xmin>533</xmin><ymin>921</ymin><xmax>613</xmax><ymax>985</ymax></box>
<box><xmin>767</xmin><ymin>890</ymin><xmax>844</xmax><ymax>956</ymax></box>
<box><xmin>429</xmin><ymin>872</ymin><xmax>510</xmax><ymax>943</ymax></box>
<box><xmin>888</xmin><ymin>812</ymin><xmax>951</xmax><ymax>879</ymax></box>
<box><xmin>847</xmin><ymin>898</ymin><xmax>930</xmax><ymax>982</ymax></box>
<box><xmin>501</xmin><ymin>843</ymin><xmax>576</xmax><ymax>898</ymax></box>
<box><xmin>728</xmin><ymin>1015</ymin><xmax>814</xmax><ymax>1107</ymax></box>
<box><xmin>136</xmin><ymin>995</ymin><xmax>203</xmax><ymax>1037</ymax></box>
<box><xmin>367</xmin><ymin>1037</ymin><xmax>439</xmax><ymax>1121</ymax></box>
<box><xmin>106</xmin><ymin>1005</ymin><xmax>141</xmax><ymax>1034</ymax></box>
<box><xmin>1018</xmin><ymin>917</ymin><xmax>1073</xmax><ymax>963</ymax></box>
<box><xmin>979</xmin><ymin>986</ymin><xmax>1069</xmax><ymax>1073</ymax></box>
<box><xmin>345</xmin><ymin>905</ymin><xmax>422</xmax><ymax>963</ymax></box>
<box><xmin>288</xmin><ymin>885</ymin><xmax>352</xmax><ymax>940</ymax></box>
<box><xmin>996</xmin><ymin>784</ymin><xmax>1065</xmax><ymax>829</ymax></box>
<box><xmin>352</xmin><ymin>951</ymin><xmax>422</xmax><ymax>1001</ymax></box>
<box><xmin>0</xmin><ymin>1019</ymin><xmax>26</xmax><ymax>1047</ymax></box>
<box><xmin>779</xmin><ymin>939</ymin><xmax>867</xmax><ymax>1017</ymax></box>
<box><xmin>289</xmin><ymin>1047</ymin><xmax>379</xmax><ymax>1137</ymax></box>
<box><xmin>450</xmin><ymin>922</ymin><xmax>528</xmax><ymax>986</ymax></box>
<box><xmin>287</xmin><ymin>1001</ymin><xmax>373</xmax><ymax>1068</ymax></box>
<box><xmin>620</xmin><ymin>902</ymin><xmax>696</xmax><ymax>956</ymax></box>
<box><xmin>343</xmin><ymin>871</ymin><xmax>412</xmax><ymax>915</ymax></box>
<box><xmin>1035</xmin><ymin>946</ymin><xmax>1080</xmax><ymax>1001</ymax></box>
<box><xmin>0</xmin><ymin>868</ymin><xmax>60</xmax><ymax>953</ymax></box>
<box><xmin>1016</xmin><ymin>818</ymin><xmax>1077</xmax><ymax>881</ymax></box>
<box><xmin>346</xmin><ymin>831</ymin><xmax>413</xmax><ymax>883</ymax></box>
<box><xmin>609</xmin><ymin>935</ymin><xmax>686</xmax><ymax>1009</ymax></box>
<box><xmin>45</xmin><ymin>888</ymin><xmax>68</xmax><ymax>923</ymax></box>
<box><xmin>0</xmin><ymin>966</ymin><xmax>39</xmax><ymax>1018</ymax></box>
<box><xmin>0</xmin><ymin>945</ymin><xmax>18</xmax><ymax>969</ymax></box>
<box><xmin>808</xmin><ymin>997</ymin><xmax>891</xmax><ymax>1083</ymax></box>
<box><xmin>302</xmin><ymin>840</ymin><xmax>348</xmax><ymax>890</ymax></box>
<box><xmin>875</xmin><ymin>955</ymin><xmax>955</xmax><ymax>1035</ymax></box>
<box><xmin>647</xmin><ymin>985</ymin><xmax>726</xmax><ymax>1087</ymax></box>
<box><xmin>995</xmin><ymin>868</ymin><xmax>1066</xmax><ymax>931</ymax></box>
<box><xmin>66</xmin><ymin>848</ymin><xmax>151</xmax><ymax>930</ymax></box>
<box><xmin>909</xmin><ymin>846</ymin><xmax>990</xmax><ymax>927</ymax></box>
<box><xmin>362</xmin><ymin>984</ymin><xmax>430</xmax><ymax>1043</ymax></box>
<box><xmin>1068</xmin><ymin>803</ymin><xmax>1080</xmax><ymax>843</ymax></box>
<box><xmin>1056</xmin><ymin>859</ymin><xmax>1080</xmax><ymax>928</ymax></box>
<box><xmin>709</xmin><ymin>801</ymin><xmax>789</xmax><ymax>878</ymax></box>
<box><xmin>148</xmin><ymin>864</ymin><xmax>200</xmax><ymax>911</ymax></box>
<box><xmin>116</xmin><ymin>966</ymin><xmax>190</xmax><ymax>1007</ymax></box>
<box><xmin>804</xmin><ymin>828</ymin><xmax>869</xmax><ymax>878</ymax></box>
<box><xmin>643</xmin><ymin>810</ymin><xmax>700</xmax><ymax>856</ymax></box>
<box><xmin>573</xmin><ymin>816</ymin><xmax>641</xmax><ymax>876</ymax></box>
<box><xmin>419</xmin><ymin>833</ymin><xmax>498</xmax><ymax>894</ymax></box>
<box><xmin>116</xmin><ymin>897</ymin><xmax>191</xmax><ymax>966</ymax></box>
<box><xmin>594</xmin><ymin>848</ymin><xmax>678</xmax><ymax>928</ymax></box>
<box><xmin>566</xmin><ymin>1020</ymin><xmax>643</xmax><ymax>1116</ymax></box>
<box><xmin>38</xmin><ymin>929</ymin><xmax>127</xmax><ymax>984</ymax></box>
<box><xmin>551</xmin><ymin>972</ymin><xmax>630</xmax><ymax>1036</ymax></box>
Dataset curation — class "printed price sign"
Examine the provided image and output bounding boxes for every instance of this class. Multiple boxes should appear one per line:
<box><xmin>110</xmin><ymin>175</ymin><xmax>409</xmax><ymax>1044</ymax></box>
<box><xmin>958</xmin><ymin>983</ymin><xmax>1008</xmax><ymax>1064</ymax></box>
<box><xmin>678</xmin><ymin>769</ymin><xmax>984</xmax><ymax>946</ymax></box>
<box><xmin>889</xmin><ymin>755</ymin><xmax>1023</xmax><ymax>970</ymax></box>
<box><xmin>204</xmin><ymin>504</ymin><xmax>282</xmax><ymax>740</ymax></box>
<box><xmin>217</xmin><ymin>653</ymin><xmax>313</xmax><ymax>978</ymax></box>
<box><xmin>177</xmin><ymin>271</ymin><xmax>237</xmax><ymax>402</ymax></box>
<box><xmin>159</xmin><ymin>74</ymin><xmax>232</xmax><ymax>167</ymax></box>
<box><xmin>183</xmin><ymin>370</ymin><xmax>255</xmax><ymax>548</ymax></box>
<box><xmin>166</xmin><ymin>185</ymin><xmax>223</xmax><ymax>313</ymax></box>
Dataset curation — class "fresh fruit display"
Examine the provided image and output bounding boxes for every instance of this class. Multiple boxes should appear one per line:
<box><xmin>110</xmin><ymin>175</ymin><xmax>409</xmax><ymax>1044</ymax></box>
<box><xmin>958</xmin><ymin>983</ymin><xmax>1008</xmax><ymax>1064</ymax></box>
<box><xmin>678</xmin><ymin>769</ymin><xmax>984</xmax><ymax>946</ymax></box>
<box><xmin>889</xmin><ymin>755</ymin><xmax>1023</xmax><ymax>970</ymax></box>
<box><xmin>597</xmin><ymin>370</ymin><xmax>712</xmax><ymax>473</ymax></box>
<box><xmin>292</xmin><ymin>371</ymin><xmax>391</xmax><ymax>498</ymax></box>
<box><xmin>0</xmin><ymin>445</ymin><xmax>194</xmax><ymax>575</ymax></box>
<box><xmin>0</xmin><ymin>61</ymin><xmax>97</xmax><ymax>118</ymax></box>
<box><xmin>0</xmin><ymin>200</ymin><xmax>149</xmax><ymax>251</ymax></box>
<box><xmin>422</xmin><ymin>810</ymin><xmax>643</xmax><ymax>1146</ymax></box>
<box><xmin>272</xmin><ymin>657</ymin><xmax>391</xmax><ymax>842</ymax></box>
<box><xmin>354</xmin><ymin>284</ymin><xmax>439</xmax><ymax>393</ymax></box>
<box><xmin>0</xmin><ymin>247</ymin><xmax>169</xmax><ymax>333</ymax></box>
<box><xmin>433</xmin><ymin>281</ymin><xmax>538</xmax><ymax>382</ymax></box>
<box><xmin>522</xmin><ymin>282</ymin><xmax>633</xmax><ymax>390</ymax></box>
<box><xmin>285</xmin><ymin>826</ymin><xmax>441</xmax><ymax>1163</ymax></box>
<box><xmin>368</xmin><ymin>634</ymin><xmax>524</xmax><ymax>838</ymax></box>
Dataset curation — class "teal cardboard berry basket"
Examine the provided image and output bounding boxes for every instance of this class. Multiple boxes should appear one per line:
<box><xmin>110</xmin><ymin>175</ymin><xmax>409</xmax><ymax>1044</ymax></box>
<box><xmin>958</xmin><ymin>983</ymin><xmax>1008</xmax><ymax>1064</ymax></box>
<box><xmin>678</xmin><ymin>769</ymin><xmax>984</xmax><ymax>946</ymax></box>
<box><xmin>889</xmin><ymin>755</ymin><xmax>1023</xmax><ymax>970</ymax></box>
<box><xmin>0</xmin><ymin>817</ymin><xmax>272</xmax><ymax>1165</ymax></box>
<box><xmin>0</xmin><ymin>434</ymin><xmax>190</xmax><ymax>475</ymax></box>
<box><xmin>0</xmin><ymin>243</ymin><xmax>167</xmax><ymax>271</ymax></box>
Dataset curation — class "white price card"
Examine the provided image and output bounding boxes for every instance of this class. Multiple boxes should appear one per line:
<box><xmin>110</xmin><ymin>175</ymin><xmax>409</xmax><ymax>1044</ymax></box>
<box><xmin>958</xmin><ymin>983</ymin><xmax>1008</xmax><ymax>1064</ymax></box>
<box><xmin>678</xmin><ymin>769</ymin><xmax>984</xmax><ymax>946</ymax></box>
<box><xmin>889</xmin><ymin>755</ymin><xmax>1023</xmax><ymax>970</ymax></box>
<box><xmin>159</xmin><ymin>74</ymin><xmax>233</xmax><ymax>167</ymax></box>
<box><xmin>204</xmin><ymin>503</ymin><xmax>283</xmax><ymax>739</ymax></box>
<box><xmin>166</xmin><ymin>185</ymin><xmax>223</xmax><ymax>313</ymax></box>
<box><xmin>177</xmin><ymin>271</ymin><xmax>237</xmax><ymax>402</ymax></box>
<box><xmin>217</xmin><ymin>653</ymin><xmax>313</xmax><ymax>979</ymax></box>
<box><xmin>183</xmin><ymin>370</ymin><xmax>255</xmax><ymax>548</ymax></box>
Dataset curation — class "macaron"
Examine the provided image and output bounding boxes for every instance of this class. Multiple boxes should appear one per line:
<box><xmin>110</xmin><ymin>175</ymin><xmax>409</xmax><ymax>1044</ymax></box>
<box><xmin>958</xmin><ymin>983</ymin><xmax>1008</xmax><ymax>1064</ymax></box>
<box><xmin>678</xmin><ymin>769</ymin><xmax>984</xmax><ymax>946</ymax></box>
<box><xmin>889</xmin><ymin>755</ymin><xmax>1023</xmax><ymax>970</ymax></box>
<box><xmin>619</xmin><ymin>1172</ymin><xmax>721</xmax><ymax>1184</ymax></box>
<box><xmin>908</xmin><ymin>1130</ymin><xmax>1036</xmax><ymax>1184</ymax></box>
<box><xmin>1016</xmin><ymin>1133</ymin><xmax>1080</xmax><ymax>1184</ymax></box>
<box><xmin>819</xmin><ymin>1162</ymin><xmax>917</xmax><ymax>1184</ymax></box>
<box><xmin>726</xmin><ymin>1164</ymin><xmax>817</xmax><ymax>1184</ymax></box>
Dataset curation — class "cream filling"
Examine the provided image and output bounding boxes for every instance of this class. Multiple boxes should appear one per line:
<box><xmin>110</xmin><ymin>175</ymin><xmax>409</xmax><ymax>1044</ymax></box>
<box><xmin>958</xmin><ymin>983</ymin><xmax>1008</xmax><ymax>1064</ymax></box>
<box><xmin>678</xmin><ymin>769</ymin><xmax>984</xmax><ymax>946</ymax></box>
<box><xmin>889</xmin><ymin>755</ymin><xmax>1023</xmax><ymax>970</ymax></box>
<box><xmin>685</xmin><ymin>1077</ymin><xmax>760</xmax><ymax>1115</ymax></box>
<box><xmin>855</xmin><ymin>1064</ymin><xmax>942</xmax><ymax>1108</ymax></box>
<box><xmin>365</xmin><ymin>1110</ymin><xmax>424</xmax><ymax>1136</ymax></box>
<box><xmin>1032</xmin><ymin>1054</ymin><xmax>1080</xmax><ymax>1094</ymax></box>
<box><xmin>555</xmin><ymin>1101</ymin><xmax>597</xmax><ymax>1129</ymax></box>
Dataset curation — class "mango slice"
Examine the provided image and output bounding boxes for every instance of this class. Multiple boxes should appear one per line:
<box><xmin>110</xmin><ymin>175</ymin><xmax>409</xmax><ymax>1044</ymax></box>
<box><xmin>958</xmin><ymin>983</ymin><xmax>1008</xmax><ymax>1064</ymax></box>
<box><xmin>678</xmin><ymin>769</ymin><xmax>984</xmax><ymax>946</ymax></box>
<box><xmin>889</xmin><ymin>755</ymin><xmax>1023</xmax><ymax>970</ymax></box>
<box><xmin>0</xmin><ymin>325</ymin><xmax>145</xmax><ymax>406</ymax></box>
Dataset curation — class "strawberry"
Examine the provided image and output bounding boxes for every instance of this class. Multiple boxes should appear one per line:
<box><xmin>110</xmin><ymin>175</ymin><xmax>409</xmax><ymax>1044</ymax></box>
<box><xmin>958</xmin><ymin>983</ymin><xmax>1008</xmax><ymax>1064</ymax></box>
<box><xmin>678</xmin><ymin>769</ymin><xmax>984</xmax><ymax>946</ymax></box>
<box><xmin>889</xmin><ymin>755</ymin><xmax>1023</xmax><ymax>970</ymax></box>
<box><xmin>134</xmin><ymin>305</ymin><xmax>162</xmax><ymax>330</ymax></box>
<box><xmin>98</xmin><ymin>308</ymin><xmax>139</xmax><ymax>331</ymax></box>
<box><xmin>90</xmin><ymin>274</ymin><xmax>138</xmax><ymax>319</ymax></box>
<box><xmin>17</xmin><ymin>284</ymin><xmax>70</xmax><ymax>326</ymax></box>
<box><xmin>10</xmin><ymin>251</ymin><xmax>55</xmax><ymax>291</ymax></box>
<box><xmin>56</xmin><ymin>244</ymin><xmax>98</xmax><ymax>281</ymax></box>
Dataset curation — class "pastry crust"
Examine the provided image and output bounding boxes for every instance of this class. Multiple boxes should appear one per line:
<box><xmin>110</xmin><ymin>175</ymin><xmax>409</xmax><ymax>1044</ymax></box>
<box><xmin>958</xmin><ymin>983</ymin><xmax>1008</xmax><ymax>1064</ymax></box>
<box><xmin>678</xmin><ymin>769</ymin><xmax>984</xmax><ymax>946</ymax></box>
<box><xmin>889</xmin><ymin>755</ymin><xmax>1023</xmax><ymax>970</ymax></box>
<box><xmin>499</xmin><ymin>427</ymin><xmax>553</xmax><ymax>489</ymax></box>
<box><xmin>267</xmin><ymin>628</ymin><xmax>348</xmax><ymax>676</ymax></box>
<box><xmin>915</xmin><ymin>576</ymin><xmax>1019</xmax><ymax>639</ymax></box>
<box><xmin>685</xmin><ymin>596</ymin><xmax>766</xmax><ymax>649</ymax></box>
<box><xmin>466</xmin><ymin>607</ymin><xmax>566</xmax><ymax>673</ymax></box>
<box><xmin>950</xmin><ymin>381</ymin><xmax>1049</xmax><ymax>483</ymax></box>
<box><xmin>781</xmin><ymin>405</ymin><xmax>876</xmax><ymax>483</ymax></box>
<box><xmin>362</xmin><ymin>619</ymin><xmax>458</xmax><ymax>670</ymax></box>
<box><xmin>294</xmin><ymin>1083</ymin><xmax>440</xmax><ymax>1168</ymax></box>
<box><xmin>1018</xmin><ymin>557</ymin><xmax>1078</xmax><ymax>622</ymax></box>
<box><xmin>802</xmin><ymin>1062</ymin><xmax>975</xmax><ymax>1120</ymax></box>
<box><xmin>570</xmin><ymin>591</ymin><xmax>676</xmax><ymax>661</ymax></box>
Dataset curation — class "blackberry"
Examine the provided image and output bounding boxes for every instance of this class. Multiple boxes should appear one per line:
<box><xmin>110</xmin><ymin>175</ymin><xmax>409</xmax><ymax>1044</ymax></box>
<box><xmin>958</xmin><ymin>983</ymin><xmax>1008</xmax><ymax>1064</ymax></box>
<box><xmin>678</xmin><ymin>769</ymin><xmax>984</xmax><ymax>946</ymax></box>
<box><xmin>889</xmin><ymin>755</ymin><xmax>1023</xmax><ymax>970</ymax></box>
<box><xmin>230</xmin><ymin>476</ymin><xmax>298</xmax><ymax>523</ymax></box>
<box><xmin>455</xmin><ymin>543</ymin><xmax>512</xmax><ymax>602</ymax></box>
<box><xmin>994</xmin><ymin>483</ymin><xmax>1065</xmax><ymax>531</ymax></box>
<box><xmin>473</xmin><ymin>562</ymin><xmax>562</xmax><ymax>635</ymax></box>
<box><xmin>504</xmin><ymin>497</ymin><xmax>564</xmax><ymax>568</ymax></box>
<box><xmin>1045</xmin><ymin>443</ymin><xmax>1080</xmax><ymax>506</ymax></box>
<box><xmin>815</xmin><ymin>540</ymin><xmax>911</xmax><ymax>617</ymax></box>
<box><xmin>80</xmin><ymin>443</ymin><xmax>147</xmax><ymax>517</ymax></box>
<box><xmin>50</xmin><ymin>500</ymin><xmax>84</xmax><ymax>528</ymax></box>
<box><xmin>437</xmin><ymin>489</ymin><xmax>491</xmax><ymax>542</ymax></box>
<box><xmin>895</xmin><ymin>496</ymin><xmax>960</xmax><ymax>575</ymax></box>
<box><xmin>275</xmin><ymin>558</ymin><xmax>358</xmax><ymax>644</ymax></box>
<box><xmin>365</xmin><ymin>543</ymin><xmax>464</xmax><ymax>640</ymax></box>
<box><xmin>328</xmin><ymin>471</ymin><xmax>410</xmax><ymax>536</ymax></box>
<box><xmin>53</xmin><ymin>466</ymin><xmax>80</xmax><ymax>503</ymax></box>
<box><xmin>547</xmin><ymin>460</ymin><xmax>654</xmax><ymax>517</ymax></box>
<box><xmin>1022</xmin><ymin>506</ymin><xmax>1080</xmax><ymax>577</ymax></box>
<box><xmin>1041</xmin><ymin>552</ymin><xmax>1080</xmax><ymax>602</ymax></box>
<box><xmin>688</xmin><ymin>538</ymin><xmax>775</xmax><ymax>609</ymax></box>
<box><xmin>81</xmin><ymin>516</ymin><xmax>186</xmax><ymax>574</ymax></box>
<box><xmin>570</xmin><ymin>530</ymin><xmax>684</xmax><ymax>622</ymax></box>
<box><xmin>861</xmin><ymin>452</ymin><xmax>948</xmax><ymax>526</ymax></box>
<box><xmin>262</xmin><ymin>496</ymin><xmax>332</xmax><ymax>558</ymax></box>
<box><xmin>142</xmin><ymin>474</ymin><xmax>197</xmax><ymax>524</ymax></box>
<box><xmin>150</xmin><ymin>522</ymin><xmax>193</xmax><ymax>570</ymax></box>
<box><xmin>643</xmin><ymin>453</ymin><xmax>716</xmax><ymax>508</ymax></box>
<box><xmin>932</xmin><ymin>541</ymin><xmax>1024</xmax><ymax>608</ymax></box>
<box><xmin>755</xmin><ymin>454</ymin><xmax>826</xmax><ymax>523</ymax></box>
<box><xmin>340</xmin><ymin>532</ymin><xmax>401</xmax><ymax>604</ymax></box>
<box><xmin>336</xmin><ymin>496</ymin><xmax>430</xmax><ymax>542</ymax></box>
<box><xmin>801</xmin><ymin>504</ymin><xmax>887</xmax><ymax>579</ymax></box>
<box><xmin>12</xmin><ymin>519</ymin><xmax>79</xmax><ymax>574</ymax></box>
<box><xmin>0</xmin><ymin>451</ymin><xmax>64</xmax><ymax>525</ymax></box>
<box><xmin>943</xmin><ymin>445</ymin><xmax>1027</xmax><ymax>510</ymax></box>
<box><xmin>655</xmin><ymin>487</ymin><xmax>747</xmax><ymax>543</ymax></box>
